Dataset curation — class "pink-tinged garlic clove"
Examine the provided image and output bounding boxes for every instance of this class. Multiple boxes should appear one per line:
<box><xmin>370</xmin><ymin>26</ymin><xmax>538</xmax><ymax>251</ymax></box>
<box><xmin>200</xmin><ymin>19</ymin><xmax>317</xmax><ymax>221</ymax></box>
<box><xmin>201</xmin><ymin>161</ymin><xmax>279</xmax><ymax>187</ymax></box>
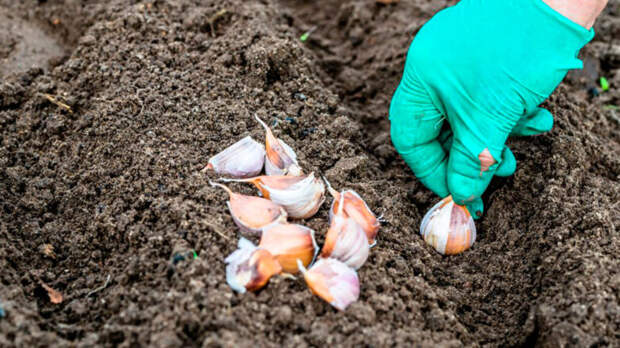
<box><xmin>255</xmin><ymin>115</ymin><xmax>302</xmax><ymax>176</ymax></box>
<box><xmin>203</xmin><ymin>136</ymin><xmax>265</xmax><ymax>178</ymax></box>
<box><xmin>321</xmin><ymin>194</ymin><xmax>369</xmax><ymax>269</ymax></box>
<box><xmin>259</xmin><ymin>223</ymin><xmax>318</xmax><ymax>273</ymax></box>
<box><xmin>298</xmin><ymin>258</ymin><xmax>360</xmax><ymax>311</ymax></box>
<box><xmin>225</xmin><ymin>238</ymin><xmax>282</xmax><ymax>293</ymax></box>
<box><xmin>210</xmin><ymin>182</ymin><xmax>287</xmax><ymax>235</ymax></box>
<box><xmin>420</xmin><ymin>196</ymin><xmax>476</xmax><ymax>255</ymax></box>
<box><xmin>221</xmin><ymin>172</ymin><xmax>325</xmax><ymax>219</ymax></box>
<box><xmin>324</xmin><ymin>177</ymin><xmax>380</xmax><ymax>245</ymax></box>
<box><xmin>264</xmin><ymin>139</ymin><xmax>303</xmax><ymax>176</ymax></box>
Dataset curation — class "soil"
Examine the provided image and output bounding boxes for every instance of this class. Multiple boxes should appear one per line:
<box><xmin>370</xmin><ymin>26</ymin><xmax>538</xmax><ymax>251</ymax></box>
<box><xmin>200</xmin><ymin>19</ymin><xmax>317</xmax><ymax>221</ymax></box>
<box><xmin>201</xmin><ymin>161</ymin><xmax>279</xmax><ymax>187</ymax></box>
<box><xmin>1</xmin><ymin>0</ymin><xmax>618</xmax><ymax>347</ymax></box>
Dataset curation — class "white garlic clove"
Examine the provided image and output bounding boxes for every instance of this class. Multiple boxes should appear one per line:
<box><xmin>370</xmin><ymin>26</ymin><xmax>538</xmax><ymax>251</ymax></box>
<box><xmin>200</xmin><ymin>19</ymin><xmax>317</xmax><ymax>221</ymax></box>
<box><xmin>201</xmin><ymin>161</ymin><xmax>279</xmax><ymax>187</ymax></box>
<box><xmin>225</xmin><ymin>238</ymin><xmax>282</xmax><ymax>293</ymax></box>
<box><xmin>255</xmin><ymin>115</ymin><xmax>302</xmax><ymax>176</ymax></box>
<box><xmin>222</xmin><ymin>173</ymin><xmax>325</xmax><ymax>219</ymax></box>
<box><xmin>264</xmin><ymin>138</ymin><xmax>302</xmax><ymax>176</ymax></box>
<box><xmin>210</xmin><ymin>182</ymin><xmax>287</xmax><ymax>235</ymax></box>
<box><xmin>324</xmin><ymin>177</ymin><xmax>380</xmax><ymax>245</ymax></box>
<box><xmin>321</xmin><ymin>194</ymin><xmax>369</xmax><ymax>269</ymax></box>
<box><xmin>259</xmin><ymin>223</ymin><xmax>318</xmax><ymax>273</ymax></box>
<box><xmin>420</xmin><ymin>196</ymin><xmax>477</xmax><ymax>255</ymax></box>
<box><xmin>266</xmin><ymin>173</ymin><xmax>324</xmax><ymax>219</ymax></box>
<box><xmin>298</xmin><ymin>258</ymin><xmax>360</xmax><ymax>311</ymax></box>
<box><xmin>204</xmin><ymin>136</ymin><xmax>265</xmax><ymax>178</ymax></box>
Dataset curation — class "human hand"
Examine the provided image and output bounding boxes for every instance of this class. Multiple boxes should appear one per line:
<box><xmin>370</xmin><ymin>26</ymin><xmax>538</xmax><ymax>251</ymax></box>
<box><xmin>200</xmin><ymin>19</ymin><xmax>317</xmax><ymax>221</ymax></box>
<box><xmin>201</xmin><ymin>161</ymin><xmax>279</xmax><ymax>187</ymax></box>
<box><xmin>389</xmin><ymin>0</ymin><xmax>595</xmax><ymax>218</ymax></box>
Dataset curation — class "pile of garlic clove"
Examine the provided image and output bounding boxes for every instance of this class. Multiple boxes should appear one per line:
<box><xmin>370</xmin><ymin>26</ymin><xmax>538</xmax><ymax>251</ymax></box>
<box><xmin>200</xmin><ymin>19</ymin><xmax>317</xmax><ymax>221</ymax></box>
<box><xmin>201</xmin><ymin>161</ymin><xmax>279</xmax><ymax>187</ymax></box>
<box><xmin>204</xmin><ymin>116</ymin><xmax>381</xmax><ymax>310</ymax></box>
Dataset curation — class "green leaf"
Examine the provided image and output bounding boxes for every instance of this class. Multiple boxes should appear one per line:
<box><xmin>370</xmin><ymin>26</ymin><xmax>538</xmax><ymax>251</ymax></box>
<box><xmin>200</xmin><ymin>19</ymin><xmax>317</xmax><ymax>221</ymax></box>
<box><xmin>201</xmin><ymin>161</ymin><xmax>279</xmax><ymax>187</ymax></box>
<box><xmin>600</xmin><ymin>77</ymin><xmax>610</xmax><ymax>91</ymax></box>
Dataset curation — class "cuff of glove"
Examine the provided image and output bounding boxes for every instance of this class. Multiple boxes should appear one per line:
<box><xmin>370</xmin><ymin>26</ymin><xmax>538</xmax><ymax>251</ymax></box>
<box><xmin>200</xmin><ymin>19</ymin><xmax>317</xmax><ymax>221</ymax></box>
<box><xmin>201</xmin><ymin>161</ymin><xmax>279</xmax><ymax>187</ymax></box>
<box><xmin>532</xmin><ymin>0</ymin><xmax>595</xmax><ymax>54</ymax></box>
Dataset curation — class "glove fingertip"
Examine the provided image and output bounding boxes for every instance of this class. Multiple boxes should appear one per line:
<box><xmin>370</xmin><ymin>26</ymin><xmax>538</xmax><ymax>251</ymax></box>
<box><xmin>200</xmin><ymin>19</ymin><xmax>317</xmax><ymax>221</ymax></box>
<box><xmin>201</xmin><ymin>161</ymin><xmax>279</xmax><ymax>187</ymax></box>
<box><xmin>536</xmin><ymin>108</ymin><xmax>554</xmax><ymax>133</ymax></box>
<box><xmin>495</xmin><ymin>146</ymin><xmax>517</xmax><ymax>177</ymax></box>
<box><xmin>465</xmin><ymin>198</ymin><xmax>484</xmax><ymax>220</ymax></box>
<box><xmin>510</xmin><ymin>107</ymin><xmax>554</xmax><ymax>137</ymax></box>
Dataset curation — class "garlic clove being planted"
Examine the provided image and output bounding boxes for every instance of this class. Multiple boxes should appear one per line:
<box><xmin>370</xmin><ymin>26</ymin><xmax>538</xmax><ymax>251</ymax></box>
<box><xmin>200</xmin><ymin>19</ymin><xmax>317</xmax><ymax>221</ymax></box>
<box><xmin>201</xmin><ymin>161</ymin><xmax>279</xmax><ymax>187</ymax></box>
<box><xmin>324</xmin><ymin>177</ymin><xmax>380</xmax><ymax>245</ymax></box>
<box><xmin>420</xmin><ymin>196</ymin><xmax>476</xmax><ymax>255</ymax></box>
<box><xmin>203</xmin><ymin>136</ymin><xmax>265</xmax><ymax>178</ymax></box>
<box><xmin>210</xmin><ymin>182</ymin><xmax>287</xmax><ymax>235</ymax></box>
<box><xmin>321</xmin><ymin>194</ymin><xmax>369</xmax><ymax>269</ymax></box>
<box><xmin>298</xmin><ymin>258</ymin><xmax>360</xmax><ymax>311</ymax></box>
<box><xmin>255</xmin><ymin>115</ymin><xmax>303</xmax><ymax>176</ymax></box>
<box><xmin>259</xmin><ymin>223</ymin><xmax>318</xmax><ymax>273</ymax></box>
<box><xmin>225</xmin><ymin>238</ymin><xmax>282</xmax><ymax>293</ymax></box>
<box><xmin>222</xmin><ymin>173</ymin><xmax>325</xmax><ymax>219</ymax></box>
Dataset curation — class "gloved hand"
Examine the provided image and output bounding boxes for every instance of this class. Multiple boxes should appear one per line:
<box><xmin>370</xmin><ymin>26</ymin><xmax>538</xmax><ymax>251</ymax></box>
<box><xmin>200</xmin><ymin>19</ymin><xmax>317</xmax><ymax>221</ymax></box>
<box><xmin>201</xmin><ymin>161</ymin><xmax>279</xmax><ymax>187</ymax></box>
<box><xmin>389</xmin><ymin>0</ymin><xmax>594</xmax><ymax>218</ymax></box>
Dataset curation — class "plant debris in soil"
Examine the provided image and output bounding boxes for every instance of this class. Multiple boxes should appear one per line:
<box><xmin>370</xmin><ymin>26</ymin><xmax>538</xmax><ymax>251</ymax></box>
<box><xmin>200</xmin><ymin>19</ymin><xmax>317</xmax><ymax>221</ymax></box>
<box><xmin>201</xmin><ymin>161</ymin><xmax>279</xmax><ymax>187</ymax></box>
<box><xmin>0</xmin><ymin>0</ymin><xmax>619</xmax><ymax>347</ymax></box>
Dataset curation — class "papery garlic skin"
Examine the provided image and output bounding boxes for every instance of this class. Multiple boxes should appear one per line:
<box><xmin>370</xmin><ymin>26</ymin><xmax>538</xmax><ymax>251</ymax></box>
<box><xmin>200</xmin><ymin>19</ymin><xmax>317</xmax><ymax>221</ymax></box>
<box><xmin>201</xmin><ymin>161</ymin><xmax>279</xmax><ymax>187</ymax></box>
<box><xmin>266</xmin><ymin>173</ymin><xmax>325</xmax><ymax>219</ymax></box>
<box><xmin>211</xmin><ymin>182</ymin><xmax>287</xmax><ymax>235</ymax></box>
<box><xmin>255</xmin><ymin>115</ymin><xmax>302</xmax><ymax>176</ymax></box>
<box><xmin>264</xmin><ymin>139</ymin><xmax>302</xmax><ymax>176</ymax></box>
<box><xmin>259</xmin><ymin>223</ymin><xmax>318</xmax><ymax>273</ymax></box>
<box><xmin>325</xmin><ymin>178</ymin><xmax>380</xmax><ymax>245</ymax></box>
<box><xmin>420</xmin><ymin>196</ymin><xmax>476</xmax><ymax>255</ymax></box>
<box><xmin>225</xmin><ymin>238</ymin><xmax>282</xmax><ymax>293</ymax></box>
<box><xmin>321</xmin><ymin>195</ymin><xmax>369</xmax><ymax>269</ymax></box>
<box><xmin>228</xmin><ymin>175</ymin><xmax>306</xmax><ymax>199</ymax></box>
<box><xmin>224</xmin><ymin>173</ymin><xmax>325</xmax><ymax>219</ymax></box>
<box><xmin>204</xmin><ymin>136</ymin><xmax>265</xmax><ymax>178</ymax></box>
<box><xmin>298</xmin><ymin>258</ymin><xmax>360</xmax><ymax>311</ymax></box>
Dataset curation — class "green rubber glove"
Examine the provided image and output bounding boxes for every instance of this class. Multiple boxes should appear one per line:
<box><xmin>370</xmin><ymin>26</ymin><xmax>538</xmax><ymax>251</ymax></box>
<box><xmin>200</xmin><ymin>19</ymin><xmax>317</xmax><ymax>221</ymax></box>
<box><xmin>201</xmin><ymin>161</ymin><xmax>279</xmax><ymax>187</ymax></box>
<box><xmin>389</xmin><ymin>0</ymin><xmax>594</xmax><ymax>218</ymax></box>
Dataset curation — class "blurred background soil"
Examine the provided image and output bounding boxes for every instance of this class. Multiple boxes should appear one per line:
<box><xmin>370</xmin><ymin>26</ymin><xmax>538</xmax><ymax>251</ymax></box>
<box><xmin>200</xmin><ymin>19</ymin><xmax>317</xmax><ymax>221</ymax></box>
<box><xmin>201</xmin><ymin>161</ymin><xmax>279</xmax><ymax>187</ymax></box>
<box><xmin>1</xmin><ymin>0</ymin><xmax>618</xmax><ymax>347</ymax></box>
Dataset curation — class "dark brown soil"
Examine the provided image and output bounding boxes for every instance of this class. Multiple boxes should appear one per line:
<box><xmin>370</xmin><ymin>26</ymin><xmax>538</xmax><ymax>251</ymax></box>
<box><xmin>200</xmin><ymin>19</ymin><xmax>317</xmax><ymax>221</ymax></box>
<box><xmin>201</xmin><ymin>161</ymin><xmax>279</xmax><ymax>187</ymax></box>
<box><xmin>1</xmin><ymin>0</ymin><xmax>618</xmax><ymax>347</ymax></box>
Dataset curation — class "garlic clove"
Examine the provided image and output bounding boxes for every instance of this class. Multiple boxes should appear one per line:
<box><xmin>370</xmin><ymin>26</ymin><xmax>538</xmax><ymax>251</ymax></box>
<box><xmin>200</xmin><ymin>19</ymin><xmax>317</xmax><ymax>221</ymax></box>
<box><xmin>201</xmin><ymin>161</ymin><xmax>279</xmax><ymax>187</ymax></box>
<box><xmin>264</xmin><ymin>139</ymin><xmax>303</xmax><ymax>176</ymax></box>
<box><xmin>324</xmin><ymin>177</ymin><xmax>380</xmax><ymax>245</ymax></box>
<box><xmin>203</xmin><ymin>136</ymin><xmax>265</xmax><ymax>178</ymax></box>
<box><xmin>210</xmin><ymin>182</ymin><xmax>287</xmax><ymax>235</ymax></box>
<box><xmin>234</xmin><ymin>175</ymin><xmax>307</xmax><ymax>199</ymax></box>
<box><xmin>298</xmin><ymin>258</ymin><xmax>360</xmax><ymax>311</ymax></box>
<box><xmin>259</xmin><ymin>223</ymin><xmax>318</xmax><ymax>273</ymax></box>
<box><xmin>222</xmin><ymin>173</ymin><xmax>325</xmax><ymax>219</ymax></box>
<box><xmin>321</xmin><ymin>194</ymin><xmax>369</xmax><ymax>269</ymax></box>
<box><xmin>420</xmin><ymin>196</ymin><xmax>476</xmax><ymax>255</ymax></box>
<box><xmin>225</xmin><ymin>238</ymin><xmax>282</xmax><ymax>293</ymax></box>
<box><xmin>266</xmin><ymin>173</ymin><xmax>325</xmax><ymax>219</ymax></box>
<box><xmin>255</xmin><ymin>115</ymin><xmax>303</xmax><ymax>176</ymax></box>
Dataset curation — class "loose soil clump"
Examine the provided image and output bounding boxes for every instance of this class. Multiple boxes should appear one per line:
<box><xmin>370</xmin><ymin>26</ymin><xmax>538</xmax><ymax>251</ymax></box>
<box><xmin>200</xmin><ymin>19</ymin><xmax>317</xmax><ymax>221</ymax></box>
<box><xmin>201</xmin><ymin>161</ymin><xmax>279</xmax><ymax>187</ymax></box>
<box><xmin>1</xmin><ymin>0</ymin><xmax>618</xmax><ymax>346</ymax></box>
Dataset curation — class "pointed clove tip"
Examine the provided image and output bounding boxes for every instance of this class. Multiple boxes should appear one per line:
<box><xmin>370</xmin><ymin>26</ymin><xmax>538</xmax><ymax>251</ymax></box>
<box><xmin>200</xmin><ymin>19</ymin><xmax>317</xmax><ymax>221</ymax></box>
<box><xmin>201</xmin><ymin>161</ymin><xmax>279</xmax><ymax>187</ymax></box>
<box><xmin>218</xmin><ymin>177</ymin><xmax>246</xmax><ymax>183</ymax></box>
<box><xmin>254</xmin><ymin>114</ymin><xmax>268</xmax><ymax>130</ymax></box>
<box><xmin>322</xmin><ymin>176</ymin><xmax>339</xmax><ymax>198</ymax></box>
<box><xmin>201</xmin><ymin>163</ymin><xmax>213</xmax><ymax>173</ymax></box>
<box><xmin>296</xmin><ymin>259</ymin><xmax>307</xmax><ymax>274</ymax></box>
<box><xmin>309</xmin><ymin>229</ymin><xmax>319</xmax><ymax>261</ymax></box>
<box><xmin>321</xmin><ymin>175</ymin><xmax>330</xmax><ymax>187</ymax></box>
<box><xmin>209</xmin><ymin>181</ymin><xmax>234</xmax><ymax>197</ymax></box>
<box><xmin>208</xmin><ymin>180</ymin><xmax>220</xmax><ymax>187</ymax></box>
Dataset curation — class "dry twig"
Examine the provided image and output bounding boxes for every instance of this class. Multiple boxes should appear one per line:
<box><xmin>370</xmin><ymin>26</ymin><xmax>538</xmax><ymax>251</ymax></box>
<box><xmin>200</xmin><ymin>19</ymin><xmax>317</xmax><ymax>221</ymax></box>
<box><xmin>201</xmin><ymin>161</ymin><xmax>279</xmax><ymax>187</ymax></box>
<box><xmin>40</xmin><ymin>93</ymin><xmax>73</xmax><ymax>114</ymax></box>
<box><xmin>87</xmin><ymin>275</ymin><xmax>112</xmax><ymax>297</ymax></box>
<box><xmin>204</xmin><ymin>221</ymin><xmax>231</xmax><ymax>241</ymax></box>
<box><xmin>208</xmin><ymin>9</ymin><xmax>228</xmax><ymax>37</ymax></box>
